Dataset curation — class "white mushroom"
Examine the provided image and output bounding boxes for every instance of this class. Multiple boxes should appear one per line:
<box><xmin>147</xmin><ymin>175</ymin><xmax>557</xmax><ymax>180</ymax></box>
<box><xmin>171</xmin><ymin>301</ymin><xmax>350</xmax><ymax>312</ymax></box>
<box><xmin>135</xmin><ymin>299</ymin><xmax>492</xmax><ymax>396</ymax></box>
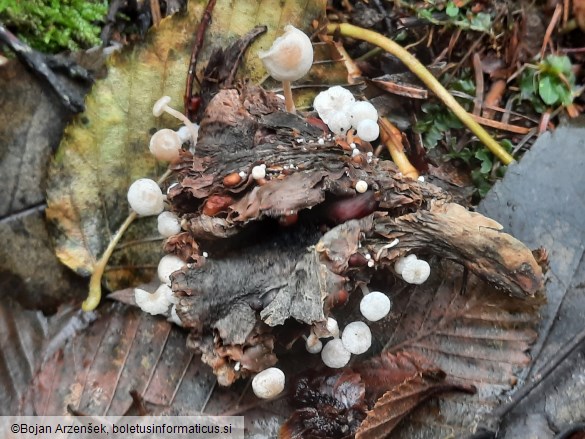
<box><xmin>251</xmin><ymin>164</ymin><xmax>266</xmax><ymax>180</ymax></box>
<box><xmin>348</xmin><ymin>101</ymin><xmax>378</xmax><ymax>126</ymax></box>
<box><xmin>326</xmin><ymin>317</ymin><xmax>340</xmax><ymax>338</ymax></box>
<box><xmin>304</xmin><ymin>332</ymin><xmax>323</xmax><ymax>354</ymax></box>
<box><xmin>252</xmin><ymin>367</ymin><xmax>286</xmax><ymax>399</ymax></box>
<box><xmin>356</xmin><ymin>119</ymin><xmax>380</xmax><ymax>142</ymax></box>
<box><xmin>149</xmin><ymin>128</ymin><xmax>182</xmax><ymax>162</ymax></box>
<box><xmin>341</xmin><ymin>321</ymin><xmax>372</xmax><ymax>355</ymax></box>
<box><xmin>127</xmin><ymin>178</ymin><xmax>165</xmax><ymax>216</ymax></box>
<box><xmin>360</xmin><ymin>291</ymin><xmax>392</xmax><ymax>322</ymax></box>
<box><xmin>321</xmin><ymin>338</ymin><xmax>351</xmax><ymax>368</ymax></box>
<box><xmin>157</xmin><ymin>254</ymin><xmax>187</xmax><ymax>286</ymax></box>
<box><xmin>401</xmin><ymin>258</ymin><xmax>431</xmax><ymax>284</ymax></box>
<box><xmin>157</xmin><ymin>211</ymin><xmax>181</xmax><ymax>237</ymax></box>
<box><xmin>313</xmin><ymin>86</ymin><xmax>355</xmax><ymax>134</ymax></box>
<box><xmin>259</xmin><ymin>25</ymin><xmax>314</xmax><ymax>113</ymax></box>
<box><xmin>134</xmin><ymin>287</ymin><xmax>171</xmax><ymax>316</ymax></box>
<box><xmin>355</xmin><ymin>180</ymin><xmax>368</xmax><ymax>194</ymax></box>
<box><xmin>394</xmin><ymin>254</ymin><xmax>418</xmax><ymax>275</ymax></box>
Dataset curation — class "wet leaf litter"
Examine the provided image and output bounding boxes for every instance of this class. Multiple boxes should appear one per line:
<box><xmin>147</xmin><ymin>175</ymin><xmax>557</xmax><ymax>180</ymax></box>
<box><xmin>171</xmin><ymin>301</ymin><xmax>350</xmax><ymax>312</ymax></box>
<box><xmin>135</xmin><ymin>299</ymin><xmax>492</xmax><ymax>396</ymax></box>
<box><xmin>38</xmin><ymin>0</ymin><xmax>549</xmax><ymax>437</ymax></box>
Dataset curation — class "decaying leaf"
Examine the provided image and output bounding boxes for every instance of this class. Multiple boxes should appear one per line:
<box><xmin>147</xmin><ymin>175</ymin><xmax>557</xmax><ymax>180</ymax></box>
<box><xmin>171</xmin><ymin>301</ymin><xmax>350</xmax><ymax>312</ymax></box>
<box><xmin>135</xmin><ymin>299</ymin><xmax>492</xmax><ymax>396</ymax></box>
<box><xmin>45</xmin><ymin>0</ymin><xmax>342</xmax><ymax>292</ymax></box>
<box><xmin>22</xmin><ymin>302</ymin><xmax>209</xmax><ymax>416</ymax></box>
<box><xmin>281</xmin><ymin>352</ymin><xmax>475</xmax><ymax>439</ymax></box>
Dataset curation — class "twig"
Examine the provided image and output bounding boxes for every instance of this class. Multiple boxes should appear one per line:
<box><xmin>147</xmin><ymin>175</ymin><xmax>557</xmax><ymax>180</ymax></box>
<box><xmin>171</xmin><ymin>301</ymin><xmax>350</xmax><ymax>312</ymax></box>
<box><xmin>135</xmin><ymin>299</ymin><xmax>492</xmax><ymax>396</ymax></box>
<box><xmin>379</xmin><ymin>117</ymin><xmax>419</xmax><ymax>179</ymax></box>
<box><xmin>472</xmin><ymin>53</ymin><xmax>484</xmax><ymax>116</ymax></box>
<box><xmin>326</xmin><ymin>23</ymin><xmax>515</xmax><ymax>165</ymax></box>
<box><xmin>184</xmin><ymin>0</ymin><xmax>217</xmax><ymax>119</ymax></box>
<box><xmin>82</xmin><ymin>169</ymin><xmax>172</xmax><ymax>311</ymax></box>
<box><xmin>469</xmin><ymin>114</ymin><xmax>531</xmax><ymax>134</ymax></box>
<box><xmin>540</xmin><ymin>4</ymin><xmax>562</xmax><ymax>59</ymax></box>
<box><xmin>0</xmin><ymin>24</ymin><xmax>88</xmax><ymax>113</ymax></box>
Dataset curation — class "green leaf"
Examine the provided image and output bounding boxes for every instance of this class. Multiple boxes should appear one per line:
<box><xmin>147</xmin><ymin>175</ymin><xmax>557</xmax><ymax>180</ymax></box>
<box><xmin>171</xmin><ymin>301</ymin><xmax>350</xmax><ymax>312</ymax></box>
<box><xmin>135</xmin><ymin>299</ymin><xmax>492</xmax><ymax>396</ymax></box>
<box><xmin>446</xmin><ymin>2</ymin><xmax>459</xmax><ymax>17</ymax></box>
<box><xmin>46</xmin><ymin>0</ymin><xmax>336</xmax><ymax>291</ymax></box>
<box><xmin>475</xmin><ymin>149</ymin><xmax>493</xmax><ymax>174</ymax></box>
<box><xmin>538</xmin><ymin>75</ymin><xmax>561</xmax><ymax>105</ymax></box>
<box><xmin>544</xmin><ymin>55</ymin><xmax>572</xmax><ymax>76</ymax></box>
<box><xmin>469</xmin><ymin>12</ymin><xmax>492</xmax><ymax>32</ymax></box>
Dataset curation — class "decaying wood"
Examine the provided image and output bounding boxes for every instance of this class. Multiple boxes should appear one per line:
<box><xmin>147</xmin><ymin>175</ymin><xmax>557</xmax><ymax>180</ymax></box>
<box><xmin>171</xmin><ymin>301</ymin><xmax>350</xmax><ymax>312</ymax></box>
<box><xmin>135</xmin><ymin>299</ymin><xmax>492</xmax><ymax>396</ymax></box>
<box><xmin>159</xmin><ymin>42</ymin><xmax>544</xmax><ymax>385</ymax></box>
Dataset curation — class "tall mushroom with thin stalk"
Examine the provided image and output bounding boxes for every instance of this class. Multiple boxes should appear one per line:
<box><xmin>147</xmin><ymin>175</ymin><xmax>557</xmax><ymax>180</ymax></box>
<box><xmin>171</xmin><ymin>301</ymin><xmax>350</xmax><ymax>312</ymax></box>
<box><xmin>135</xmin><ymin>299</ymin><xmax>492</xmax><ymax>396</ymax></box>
<box><xmin>152</xmin><ymin>96</ymin><xmax>199</xmax><ymax>143</ymax></box>
<box><xmin>259</xmin><ymin>25</ymin><xmax>314</xmax><ymax>113</ymax></box>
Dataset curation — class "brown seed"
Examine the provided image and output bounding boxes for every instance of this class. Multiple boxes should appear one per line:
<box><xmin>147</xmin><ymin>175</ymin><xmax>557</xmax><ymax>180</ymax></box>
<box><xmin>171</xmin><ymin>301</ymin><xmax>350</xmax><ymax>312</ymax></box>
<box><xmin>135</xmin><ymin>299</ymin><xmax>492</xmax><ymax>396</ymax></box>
<box><xmin>223</xmin><ymin>172</ymin><xmax>242</xmax><ymax>187</ymax></box>
<box><xmin>202</xmin><ymin>194</ymin><xmax>234</xmax><ymax>216</ymax></box>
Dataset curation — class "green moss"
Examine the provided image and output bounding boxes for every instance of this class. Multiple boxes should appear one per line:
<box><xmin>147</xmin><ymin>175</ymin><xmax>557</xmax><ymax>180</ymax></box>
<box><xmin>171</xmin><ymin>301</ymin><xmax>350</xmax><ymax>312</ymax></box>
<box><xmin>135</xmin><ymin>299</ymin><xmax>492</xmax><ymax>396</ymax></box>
<box><xmin>0</xmin><ymin>0</ymin><xmax>108</xmax><ymax>53</ymax></box>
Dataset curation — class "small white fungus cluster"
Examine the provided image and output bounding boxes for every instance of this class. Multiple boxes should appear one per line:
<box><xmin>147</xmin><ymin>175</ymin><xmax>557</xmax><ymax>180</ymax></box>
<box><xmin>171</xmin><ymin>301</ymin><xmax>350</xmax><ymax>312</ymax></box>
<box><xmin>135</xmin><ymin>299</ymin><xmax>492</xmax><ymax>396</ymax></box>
<box><xmin>133</xmin><ymin>253</ymin><xmax>187</xmax><ymax>323</ymax></box>
<box><xmin>315</xmin><ymin>317</ymin><xmax>374</xmax><ymax>369</ymax></box>
<box><xmin>313</xmin><ymin>86</ymin><xmax>379</xmax><ymax>141</ymax></box>
<box><xmin>394</xmin><ymin>254</ymin><xmax>431</xmax><ymax>284</ymax></box>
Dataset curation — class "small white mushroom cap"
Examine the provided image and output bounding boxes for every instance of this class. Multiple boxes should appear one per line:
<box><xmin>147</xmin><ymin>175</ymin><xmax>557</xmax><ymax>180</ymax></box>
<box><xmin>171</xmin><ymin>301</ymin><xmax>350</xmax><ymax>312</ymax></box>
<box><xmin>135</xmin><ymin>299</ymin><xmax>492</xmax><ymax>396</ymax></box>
<box><xmin>157</xmin><ymin>211</ymin><xmax>181</xmax><ymax>237</ymax></box>
<box><xmin>305</xmin><ymin>333</ymin><xmax>323</xmax><ymax>354</ymax></box>
<box><xmin>157</xmin><ymin>254</ymin><xmax>187</xmax><ymax>286</ymax></box>
<box><xmin>314</xmin><ymin>86</ymin><xmax>355</xmax><ymax>121</ymax></box>
<box><xmin>326</xmin><ymin>317</ymin><xmax>340</xmax><ymax>338</ymax></box>
<box><xmin>394</xmin><ymin>254</ymin><xmax>418</xmax><ymax>275</ymax></box>
<box><xmin>401</xmin><ymin>258</ymin><xmax>431</xmax><ymax>284</ymax></box>
<box><xmin>313</xmin><ymin>87</ymin><xmax>356</xmax><ymax>134</ymax></box>
<box><xmin>355</xmin><ymin>180</ymin><xmax>368</xmax><ymax>194</ymax></box>
<box><xmin>134</xmin><ymin>287</ymin><xmax>171</xmax><ymax>316</ymax></box>
<box><xmin>258</xmin><ymin>25</ymin><xmax>313</xmax><ymax>82</ymax></box>
<box><xmin>149</xmin><ymin>128</ymin><xmax>182</xmax><ymax>162</ymax></box>
<box><xmin>251</xmin><ymin>164</ymin><xmax>266</xmax><ymax>180</ymax></box>
<box><xmin>321</xmin><ymin>338</ymin><xmax>351</xmax><ymax>368</ymax></box>
<box><xmin>127</xmin><ymin>178</ymin><xmax>165</xmax><ymax>216</ymax></box>
<box><xmin>252</xmin><ymin>367</ymin><xmax>286</xmax><ymax>399</ymax></box>
<box><xmin>341</xmin><ymin>321</ymin><xmax>372</xmax><ymax>355</ymax></box>
<box><xmin>356</xmin><ymin>119</ymin><xmax>380</xmax><ymax>142</ymax></box>
<box><xmin>360</xmin><ymin>291</ymin><xmax>391</xmax><ymax>321</ymax></box>
<box><xmin>326</xmin><ymin>111</ymin><xmax>352</xmax><ymax>135</ymax></box>
<box><xmin>152</xmin><ymin>96</ymin><xmax>172</xmax><ymax>117</ymax></box>
<box><xmin>349</xmin><ymin>101</ymin><xmax>378</xmax><ymax>125</ymax></box>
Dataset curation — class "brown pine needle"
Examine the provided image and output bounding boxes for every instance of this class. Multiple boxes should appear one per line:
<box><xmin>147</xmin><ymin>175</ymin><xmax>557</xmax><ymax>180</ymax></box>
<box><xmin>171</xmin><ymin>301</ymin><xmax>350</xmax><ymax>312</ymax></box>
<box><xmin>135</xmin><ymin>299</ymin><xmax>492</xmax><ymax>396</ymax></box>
<box><xmin>326</xmin><ymin>23</ymin><xmax>515</xmax><ymax>165</ymax></box>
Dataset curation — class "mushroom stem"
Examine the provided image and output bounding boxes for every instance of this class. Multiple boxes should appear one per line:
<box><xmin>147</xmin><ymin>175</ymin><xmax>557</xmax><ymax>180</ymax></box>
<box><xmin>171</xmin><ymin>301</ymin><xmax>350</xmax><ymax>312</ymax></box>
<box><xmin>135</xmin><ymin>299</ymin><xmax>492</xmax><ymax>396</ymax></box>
<box><xmin>83</xmin><ymin>211</ymin><xmax>137</xmax><ymax>311</ymax></box>
<box><xmin>163</xmin><ymin>106</ymin><xmax>199</xmax><ymax>144</ymax></box>
<box><xmin>282</xmin><ymin>80</ymin><xmax>295</xmax><ymax>113</ymax></box>
<box><xmin>82</xmin><ymin>169</ymin><xmax>173</xmax><ymax>311</ymax></box>
<box><xmin>359</xmin><ymin>284</ymin><xmax>370</xmax><ymax>296</ymax></box>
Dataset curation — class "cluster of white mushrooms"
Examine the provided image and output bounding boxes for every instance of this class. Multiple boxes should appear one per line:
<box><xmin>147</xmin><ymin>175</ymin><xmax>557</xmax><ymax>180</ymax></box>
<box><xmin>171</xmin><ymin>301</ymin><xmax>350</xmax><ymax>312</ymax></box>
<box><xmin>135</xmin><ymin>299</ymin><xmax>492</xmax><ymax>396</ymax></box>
<box><xmin>124</xmin><ymin>25</ymin><xmax>432</xmax><ymax>401</ymax></box>
<box><xmin>126</xmin><ymin>95</ymin><xmax>200</xmax><ymax>325</ymax></box>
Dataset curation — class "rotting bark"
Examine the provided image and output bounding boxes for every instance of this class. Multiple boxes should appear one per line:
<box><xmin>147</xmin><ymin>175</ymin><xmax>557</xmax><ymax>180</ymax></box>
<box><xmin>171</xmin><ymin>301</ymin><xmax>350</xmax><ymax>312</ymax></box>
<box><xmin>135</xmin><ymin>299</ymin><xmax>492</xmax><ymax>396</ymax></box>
<box><xmin>157</xmin><ymin>39</ymin><xmax>544</xmax><ymax>386</ymax></box>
